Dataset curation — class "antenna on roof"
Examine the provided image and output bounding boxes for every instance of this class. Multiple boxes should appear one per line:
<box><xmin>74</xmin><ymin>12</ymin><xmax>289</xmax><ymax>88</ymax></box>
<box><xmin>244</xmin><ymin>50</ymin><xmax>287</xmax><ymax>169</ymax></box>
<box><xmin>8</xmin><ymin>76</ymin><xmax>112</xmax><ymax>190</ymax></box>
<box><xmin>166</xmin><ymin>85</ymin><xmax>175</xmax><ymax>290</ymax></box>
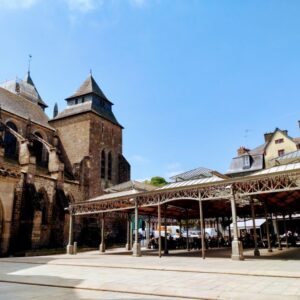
<box><xmin>28</xmin><ymin>54</ymin><xmax>32</xmax><ymax>74</ymax></box>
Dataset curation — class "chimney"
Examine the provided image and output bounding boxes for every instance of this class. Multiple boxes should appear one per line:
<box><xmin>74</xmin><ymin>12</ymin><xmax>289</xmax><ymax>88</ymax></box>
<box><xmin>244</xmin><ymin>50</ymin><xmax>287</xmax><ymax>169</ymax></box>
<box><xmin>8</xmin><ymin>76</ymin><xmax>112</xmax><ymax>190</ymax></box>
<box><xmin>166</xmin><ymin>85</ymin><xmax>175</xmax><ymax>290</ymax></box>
<box><xmin>237</xmin><ymin>146</ymin><xmax>250</xmax><ymax>156</ymax></box>
<box><xmin>264</xmin><ymin>132</ymin><xmax>273</xmax><ymax>143</ymax></box>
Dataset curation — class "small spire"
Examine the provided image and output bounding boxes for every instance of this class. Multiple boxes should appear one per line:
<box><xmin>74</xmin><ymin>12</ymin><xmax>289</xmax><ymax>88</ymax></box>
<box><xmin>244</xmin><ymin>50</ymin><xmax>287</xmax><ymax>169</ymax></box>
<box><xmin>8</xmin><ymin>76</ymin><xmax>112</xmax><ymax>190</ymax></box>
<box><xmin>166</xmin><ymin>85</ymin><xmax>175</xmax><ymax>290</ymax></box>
<box><xmin>53</xmin><ymin>102</ymin><xmax>58</xmax><ymax>118</ymax></box>
<box><xmin>28</xmin><ymin>54</ymin><xmax>32</xmax><ymax>74</ymax></box>
<box><xmin>90</xmin><ymin>69</ymin><xmax>93</xmax><ymax>76</ymax></box>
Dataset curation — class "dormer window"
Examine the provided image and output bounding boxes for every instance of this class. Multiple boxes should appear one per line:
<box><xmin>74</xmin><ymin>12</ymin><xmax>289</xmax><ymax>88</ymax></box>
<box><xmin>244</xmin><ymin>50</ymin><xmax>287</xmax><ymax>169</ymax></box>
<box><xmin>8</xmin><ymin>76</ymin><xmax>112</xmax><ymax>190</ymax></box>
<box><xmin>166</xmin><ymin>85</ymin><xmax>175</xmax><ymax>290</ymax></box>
<box><xmin>243</xmin><ymin>155</ymin><xmax>251</xmax><ymax>169</ymax></box>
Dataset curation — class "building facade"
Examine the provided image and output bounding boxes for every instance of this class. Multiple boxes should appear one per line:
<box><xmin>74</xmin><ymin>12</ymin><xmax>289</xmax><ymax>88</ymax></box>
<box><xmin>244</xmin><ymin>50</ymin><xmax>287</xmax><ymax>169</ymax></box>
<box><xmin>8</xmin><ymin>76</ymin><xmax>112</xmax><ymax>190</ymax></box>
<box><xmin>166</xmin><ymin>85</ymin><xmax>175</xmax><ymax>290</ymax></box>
<box><xmin>227</xmin><ymin>127</ymin><xmax>300</xmax><ymax>177</ymax></box>
<box><xmin>0</xmin><ymin>72</ymin><xmax>130</xmax><ymax>256</ymax></box>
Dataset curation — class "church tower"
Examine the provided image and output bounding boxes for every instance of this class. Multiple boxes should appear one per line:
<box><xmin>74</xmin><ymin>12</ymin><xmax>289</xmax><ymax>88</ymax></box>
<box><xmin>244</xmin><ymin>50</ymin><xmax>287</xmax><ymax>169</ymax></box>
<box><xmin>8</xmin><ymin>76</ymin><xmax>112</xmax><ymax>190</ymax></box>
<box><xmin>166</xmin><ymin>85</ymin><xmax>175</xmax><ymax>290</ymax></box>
<box><xmin>49</xmin><ymin>74</ymin><xmax>130</xmax><ymax>199</ymax></box>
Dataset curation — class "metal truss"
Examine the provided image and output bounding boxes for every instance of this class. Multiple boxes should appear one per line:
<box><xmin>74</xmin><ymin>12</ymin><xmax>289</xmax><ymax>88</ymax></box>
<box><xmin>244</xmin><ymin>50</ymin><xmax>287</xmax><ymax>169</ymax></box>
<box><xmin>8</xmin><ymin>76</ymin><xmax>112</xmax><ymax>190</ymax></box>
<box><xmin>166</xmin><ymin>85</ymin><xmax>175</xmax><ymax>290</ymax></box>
<box><xmin>70</xmin><ymin>171</ymin><xmax>300</xmax><ymax>216</ymax></box>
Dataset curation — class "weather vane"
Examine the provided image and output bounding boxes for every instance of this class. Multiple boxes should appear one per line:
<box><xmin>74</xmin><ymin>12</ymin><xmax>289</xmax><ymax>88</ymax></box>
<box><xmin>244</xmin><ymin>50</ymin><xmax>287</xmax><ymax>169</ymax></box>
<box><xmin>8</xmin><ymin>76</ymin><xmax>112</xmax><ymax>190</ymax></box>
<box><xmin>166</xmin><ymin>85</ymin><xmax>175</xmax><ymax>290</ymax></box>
<box><xmin>28</xmin><ymin>54</ymin><xmax>32</xmax><ymax>73</ymax></box>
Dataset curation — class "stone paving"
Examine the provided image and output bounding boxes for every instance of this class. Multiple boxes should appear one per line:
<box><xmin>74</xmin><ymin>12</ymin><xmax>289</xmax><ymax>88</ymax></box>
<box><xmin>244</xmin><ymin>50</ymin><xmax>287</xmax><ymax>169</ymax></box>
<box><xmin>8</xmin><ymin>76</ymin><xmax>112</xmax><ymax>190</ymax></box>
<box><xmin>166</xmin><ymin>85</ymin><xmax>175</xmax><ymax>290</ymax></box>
<box><xmin>0</xmin><ymin>247</ymin><xmax>300</xmax><ymax>300</ymax></box>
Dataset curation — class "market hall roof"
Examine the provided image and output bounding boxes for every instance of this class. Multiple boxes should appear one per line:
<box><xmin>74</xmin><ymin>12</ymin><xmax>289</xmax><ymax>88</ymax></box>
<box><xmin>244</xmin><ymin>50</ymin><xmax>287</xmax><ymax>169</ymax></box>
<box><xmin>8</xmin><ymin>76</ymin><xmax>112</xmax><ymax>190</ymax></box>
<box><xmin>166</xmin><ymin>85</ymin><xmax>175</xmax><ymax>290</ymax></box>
<box><xmin>0</xmin><ymin>87</ymin><xmax>54</xmax><ymax>130</ymax></box>
<box><xmin>170</xmin><ymin>167</ymin><xmax>227</xmax><ymax>182</ymax></box>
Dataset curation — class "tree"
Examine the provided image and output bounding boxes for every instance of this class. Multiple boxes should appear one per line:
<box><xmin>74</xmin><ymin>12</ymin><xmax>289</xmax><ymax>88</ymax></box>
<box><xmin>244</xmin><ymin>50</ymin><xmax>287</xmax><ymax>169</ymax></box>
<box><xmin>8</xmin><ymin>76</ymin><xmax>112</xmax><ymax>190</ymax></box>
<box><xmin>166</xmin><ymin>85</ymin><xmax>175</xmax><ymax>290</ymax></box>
<box><xmin>149</xmin><ymin>176</ymin><xmax>168</xmax><ymax>187</ymax></box>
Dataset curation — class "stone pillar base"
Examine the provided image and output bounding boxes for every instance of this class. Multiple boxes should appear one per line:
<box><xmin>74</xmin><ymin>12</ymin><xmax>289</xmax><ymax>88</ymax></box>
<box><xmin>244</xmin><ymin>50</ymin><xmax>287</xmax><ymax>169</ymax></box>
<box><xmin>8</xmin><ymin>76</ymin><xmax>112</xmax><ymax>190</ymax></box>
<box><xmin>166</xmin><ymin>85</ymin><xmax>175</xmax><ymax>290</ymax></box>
<box><xmin>66</xmin><ymin>244</ymin><xmax>74</xmax><ymax>255</ymax></box>
<box><xmin>254</xmin><ymin>248</ymin><xmax>260</xmax><ymax>256</ymax></box>
<box><xmin>132</xmin><ymin>242</ymin><xmax>142</xmax><ymax>257</ymax></box>
<box><xmin>125</xmin><ymin>243</ymin><xmax>131</xmax><ymax>251</ymax></box>
<box><xmin>231</xmin><ymin>240</ymin><xmax>244</xmax><ymax>261</ymax></box>
<box><xmin>99</xmin><ymin>243</ymin><xmax>105</xmax><ymax>253</ymax></box>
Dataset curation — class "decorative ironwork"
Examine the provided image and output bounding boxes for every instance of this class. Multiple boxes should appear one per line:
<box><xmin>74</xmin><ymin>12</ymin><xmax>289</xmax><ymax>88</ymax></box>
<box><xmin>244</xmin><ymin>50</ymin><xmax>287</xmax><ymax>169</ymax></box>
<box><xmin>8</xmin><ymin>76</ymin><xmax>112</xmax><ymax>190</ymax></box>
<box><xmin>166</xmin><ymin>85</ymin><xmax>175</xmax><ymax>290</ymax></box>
<box><xmin>70</xmin><ymin>170</ymin><xmax>300</xmax><ymax>216</ymax></box>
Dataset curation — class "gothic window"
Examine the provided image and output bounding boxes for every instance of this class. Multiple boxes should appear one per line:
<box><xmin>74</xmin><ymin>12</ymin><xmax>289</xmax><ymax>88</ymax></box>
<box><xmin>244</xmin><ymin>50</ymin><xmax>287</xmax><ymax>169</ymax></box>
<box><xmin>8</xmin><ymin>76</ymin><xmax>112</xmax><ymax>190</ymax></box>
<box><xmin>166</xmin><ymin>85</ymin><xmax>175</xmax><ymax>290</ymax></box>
<box><xmin>101</xmin><ymin>150</ymin><xmax>106</xmax><ymax>179</ymax></box>
<box><xmin>108</xmin><ymin>152</ymin><xmax>112</xmax><ymax>181</ymax></box>
<box><xmin>33</xmin><ymin>132</ymin><xmax>48</xmax><ymax>167</ymax></box>
<box><xmin>4</xmin><ymin>121</ymin><xmax>18</xmax><ymax>160</ymax></box>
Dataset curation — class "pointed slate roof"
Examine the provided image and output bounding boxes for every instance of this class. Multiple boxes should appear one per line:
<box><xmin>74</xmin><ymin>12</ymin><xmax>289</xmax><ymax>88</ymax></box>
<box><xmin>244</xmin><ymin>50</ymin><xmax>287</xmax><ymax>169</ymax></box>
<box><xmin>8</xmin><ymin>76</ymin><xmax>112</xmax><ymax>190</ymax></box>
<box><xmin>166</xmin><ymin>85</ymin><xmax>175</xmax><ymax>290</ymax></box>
<box><xmin>22</xmin><ymin>72</ymin><xmax>48</xmax><ymax>108</ymax></box>
<box><xmin>66</xmin><ymin>74</ymin><xmax>112</xmax><ymax>104</ymax></box>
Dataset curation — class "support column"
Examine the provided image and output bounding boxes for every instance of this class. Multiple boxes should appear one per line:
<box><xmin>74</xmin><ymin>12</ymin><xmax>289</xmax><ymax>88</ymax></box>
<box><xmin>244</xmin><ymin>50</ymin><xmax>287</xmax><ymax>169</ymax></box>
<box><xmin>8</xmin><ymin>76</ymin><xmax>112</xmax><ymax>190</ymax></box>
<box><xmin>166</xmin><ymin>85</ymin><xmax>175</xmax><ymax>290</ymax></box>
<box><xmin>145</xmin><ymin>215</ymin><xmax>151</xmax><ymax>249</ymax></box>
<box><xmin>125</xmin><ymin>214</ymin><xmax>131</xmax><ymax>250</ymax></box>
<box><xmin>158</xmin><ymin>203</ymin><xmax>162</xmax><ymax>258</ymax></box>
<box><xmin>164</xmin><ymin>204</ymin><xmax>168</xmax><ymax>255</ymax></box>
<box><xmin>132</xmin><ymin>200</ymin><xmax>141</xmax><ymax>257</ymax></box>
<box><xmin>66</xmin><ymin>212</ymin><xmax>74</xmax><ymax>255</ymax></box>
<box><xmin>283</xmin><ymin>214</ymin><xmax>289</xmax><ymax>248</ymax></box>
<box><xmin>275</xmin><ymin>214</ymin><xmax>282</xmax><ymax>250</ymax></box>
<box><xmin>99</xmin><ymin>213</ymin><xmax>105</xmax><ymax>253</ymax></box>
<box><xmin>186</xmin><ymin>209</ymin><xmax>190</xmax><ymax>251</ymax></box>
<box><xmin>264</xmin><ymin>202</ymin><xmax>272</xmax><ymax>252</ymax></box>
<box><xmin>250</xmin><ymin>199</ymin><xmax>260</xmax><ymax>256</ymax></box>
<box><xmin>199</xmin><ymin>198</ymin><xmax>205</xmax><ymax>259</ymax></box>
<box><xmin>230</xmin><ymin>190</ymin><xmax>244</xmax><ymax>260</ymax></box>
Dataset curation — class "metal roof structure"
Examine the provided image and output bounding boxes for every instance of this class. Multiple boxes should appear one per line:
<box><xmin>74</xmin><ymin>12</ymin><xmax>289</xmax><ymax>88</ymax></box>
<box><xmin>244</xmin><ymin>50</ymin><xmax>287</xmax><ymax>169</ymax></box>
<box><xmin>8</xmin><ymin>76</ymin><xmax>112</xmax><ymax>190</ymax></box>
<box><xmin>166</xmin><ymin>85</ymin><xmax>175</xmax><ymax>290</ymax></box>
<box><xmin>170</xmin><ymin>167</ymin><xmax>222</xmax><ymax>182</ymax></box>
<box><xmin>251</xmin><ymin>162</ymin><xmax>300</xmax><ymax>176</ymax></box>
<box><xmin>158</xmin><ymin>176</ymin><xmax>224</xmax><ymax>190</ymax></box>
<box><xmin>69</xmin><ymin>162</ymin><xmax>300</xmax><ymax>218</ymax></box>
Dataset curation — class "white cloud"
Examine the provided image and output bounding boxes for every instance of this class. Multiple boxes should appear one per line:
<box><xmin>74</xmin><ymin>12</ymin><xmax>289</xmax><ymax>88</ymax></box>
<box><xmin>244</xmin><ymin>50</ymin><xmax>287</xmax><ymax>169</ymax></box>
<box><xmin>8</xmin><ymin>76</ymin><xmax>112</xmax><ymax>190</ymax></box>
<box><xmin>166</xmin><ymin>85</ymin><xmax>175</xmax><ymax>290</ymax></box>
<box><xmin>0</xmin><ymin>0</ymin><xmax>39</xmax><ymax>9</ymax></box>
<box><xmin>66</xmin><ymin>0</ymin><xmax>103</xmax><ymax>12</ymax></box>
<box><xmin>164</xmin><ymin>162</ymin><xmax>184</xmax><ymax>180</ymax></box>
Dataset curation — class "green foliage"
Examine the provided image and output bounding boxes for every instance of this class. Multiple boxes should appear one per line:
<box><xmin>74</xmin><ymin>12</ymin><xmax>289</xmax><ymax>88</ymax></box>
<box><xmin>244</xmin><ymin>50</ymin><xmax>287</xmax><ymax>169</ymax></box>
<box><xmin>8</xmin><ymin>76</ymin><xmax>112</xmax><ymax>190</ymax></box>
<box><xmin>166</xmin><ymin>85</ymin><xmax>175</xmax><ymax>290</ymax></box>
<box><xmin>145</xmin><ymin>176</ymin><xmax>168</xmax><ymax>187</ymax></box>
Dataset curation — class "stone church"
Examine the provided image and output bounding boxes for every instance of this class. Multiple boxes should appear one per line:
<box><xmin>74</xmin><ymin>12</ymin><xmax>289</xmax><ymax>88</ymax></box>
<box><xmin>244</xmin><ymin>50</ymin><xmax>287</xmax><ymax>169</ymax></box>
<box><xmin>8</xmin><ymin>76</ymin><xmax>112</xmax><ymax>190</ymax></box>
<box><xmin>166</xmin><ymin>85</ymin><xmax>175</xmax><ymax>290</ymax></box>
<box><xmin>0</xmin><ymin>72</ymin><xmax>130</xmax><ymax>256</ymax></box>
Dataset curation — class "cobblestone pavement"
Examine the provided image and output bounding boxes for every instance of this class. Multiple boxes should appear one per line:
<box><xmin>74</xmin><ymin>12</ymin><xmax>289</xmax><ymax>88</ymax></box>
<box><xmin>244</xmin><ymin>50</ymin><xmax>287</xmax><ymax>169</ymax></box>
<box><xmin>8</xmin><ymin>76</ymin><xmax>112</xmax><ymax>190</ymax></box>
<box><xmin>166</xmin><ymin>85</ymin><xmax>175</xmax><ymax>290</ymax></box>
<box><xmin>0</xmin><ymin>247</ymin><xmax>300</xmax><ymax>300</ymax></box>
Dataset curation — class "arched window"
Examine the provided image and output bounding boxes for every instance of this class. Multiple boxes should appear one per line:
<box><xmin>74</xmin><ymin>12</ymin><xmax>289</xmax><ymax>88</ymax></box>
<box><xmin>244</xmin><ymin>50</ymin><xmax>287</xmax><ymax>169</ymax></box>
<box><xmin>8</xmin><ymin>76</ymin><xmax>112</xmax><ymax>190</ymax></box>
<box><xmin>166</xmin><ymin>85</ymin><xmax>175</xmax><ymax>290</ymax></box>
<box><xmin>4</xmin><ymin>121</ymin><xmax>18</xmax><ymax>160</ymax></box>
<box><xmin>108</xmin><ymin>152</ymin><xmax>112</xmax><ymax>181</ymax></box>
<box><xmin>101</xmin><ymin>150</ymin><xmax>106</xmax><ymax>179</ymax></box>
<box><xmin>32</xmin><ymin>132</ymin><xmax>44</xmax><ymax>166</ymax></box>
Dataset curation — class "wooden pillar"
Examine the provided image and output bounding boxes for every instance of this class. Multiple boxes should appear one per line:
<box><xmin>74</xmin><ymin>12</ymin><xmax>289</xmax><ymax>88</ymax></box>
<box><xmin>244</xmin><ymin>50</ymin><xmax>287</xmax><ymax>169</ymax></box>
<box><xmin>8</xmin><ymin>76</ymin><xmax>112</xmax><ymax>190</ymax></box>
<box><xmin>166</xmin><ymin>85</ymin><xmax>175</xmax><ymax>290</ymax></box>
<box><xmin>164</xmin><ymin>204</ymin><xmax>168</xmax><ymax>255</ymax></box>
<box><xmin>66</xmin><ymin>212</ymin><xmax>74</xmax><ymax>255</ymax></box>
<box><xmin>264</xmin><ymin>202</ymin><xmax>272</xmax><ymax>252</ymax></box>
<box><xmin>250</xmin><ymin>199</ymin><xmax>260</xmax><ymax>256</ymax></box>
<box><xmin>125</xmin><ymin>214</ymin><xmax>131</xmax><ymax>250</ymax></box>
<box><xmin>99</xmin><ymin>213</ymin><xmax>105</xmax><ymax>253</ymax></box>
<box><xmin>132</xmin><ymin>199</ymin><xmax>141</xmax><ymax>256</ymax></box>
<box><xmin>230</xmin><ymin>189</ymin><xmax>244</xmax><ymax>260</ymax></box>
<box><xmin>158</xmin><ymin>203</ymin><xmax>162</xmax><ymax>258</ymax></box>
<box><xmin>199</xmin><ymin>197</ymin><xmax>205</xmax><ymax>259</ymax></box>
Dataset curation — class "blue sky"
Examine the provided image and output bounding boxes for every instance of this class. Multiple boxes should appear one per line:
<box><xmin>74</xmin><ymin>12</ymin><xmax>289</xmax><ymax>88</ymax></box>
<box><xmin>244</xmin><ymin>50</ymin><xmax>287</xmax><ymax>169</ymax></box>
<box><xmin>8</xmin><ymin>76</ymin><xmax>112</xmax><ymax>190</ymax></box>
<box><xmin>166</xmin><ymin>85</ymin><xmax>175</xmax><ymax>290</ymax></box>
<box><xmin>1</xmin><ymin>0</ymin><xmax>300</xmax><ymax>180</ymax></box>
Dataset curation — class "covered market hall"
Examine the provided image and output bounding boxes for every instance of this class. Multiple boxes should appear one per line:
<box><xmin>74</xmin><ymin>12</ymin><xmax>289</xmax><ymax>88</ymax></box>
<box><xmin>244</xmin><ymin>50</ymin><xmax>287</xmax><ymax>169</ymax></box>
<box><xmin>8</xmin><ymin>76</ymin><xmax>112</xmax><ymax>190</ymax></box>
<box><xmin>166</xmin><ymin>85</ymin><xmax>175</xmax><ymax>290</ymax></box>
<box><xmin>66</xmin><ymin>163</ymin><xmax>300</xmax><ymax>261</ymax></box>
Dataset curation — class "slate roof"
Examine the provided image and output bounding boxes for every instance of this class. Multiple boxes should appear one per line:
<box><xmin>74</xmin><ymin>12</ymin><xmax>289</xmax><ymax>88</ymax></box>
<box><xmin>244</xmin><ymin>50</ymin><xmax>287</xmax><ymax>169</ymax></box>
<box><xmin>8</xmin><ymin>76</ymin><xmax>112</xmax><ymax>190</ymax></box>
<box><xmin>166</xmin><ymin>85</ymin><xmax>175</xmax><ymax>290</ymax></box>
<box><xmin>0</xmin><ymin>73</ymin><xmax>48</xmax><ymax>109</ymax></box>
<box><xmin>51</xmin><ymin>101</ymin><xmax>122</xmax><ymax>127</ymax></box>
<box><xmin>66</xmin><ymin>74</ymin><xmax>112</xmax><ymax>104</ymax></box>
<box><xmin>170</xmin><ymin>167</ymin><xmax>225</xmax><ymax>182</ymax></box>
<box><xmin>0</xmin><ymin>87</ymin><xmax>54</xmax><ymax>130</ymax></box>
<box><xmin>226</xmin><ymin>154</ymin><xmax>264</xmax><ymax>176</ymax></box>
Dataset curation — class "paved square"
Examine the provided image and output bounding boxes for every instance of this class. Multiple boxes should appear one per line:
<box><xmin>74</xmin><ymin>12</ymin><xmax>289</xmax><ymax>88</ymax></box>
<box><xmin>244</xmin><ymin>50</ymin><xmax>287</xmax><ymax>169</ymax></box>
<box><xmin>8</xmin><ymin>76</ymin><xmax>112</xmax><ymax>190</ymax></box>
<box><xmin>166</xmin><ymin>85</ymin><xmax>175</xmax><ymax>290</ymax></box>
<box><xmin>0</xmin><ymin>247</ymin><xmax>300</xmax><ymax>300</ymax></box>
